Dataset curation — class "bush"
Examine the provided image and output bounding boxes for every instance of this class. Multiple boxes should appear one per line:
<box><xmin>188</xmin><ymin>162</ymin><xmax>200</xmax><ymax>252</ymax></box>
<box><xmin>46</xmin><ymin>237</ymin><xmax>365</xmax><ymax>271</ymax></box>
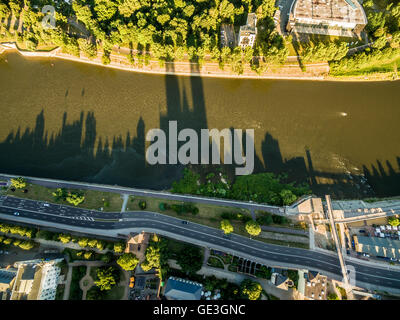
<box><xmin>138</xmin><ymin>200</ymin><xmax>147</xmax><ymax>210</ymax></box>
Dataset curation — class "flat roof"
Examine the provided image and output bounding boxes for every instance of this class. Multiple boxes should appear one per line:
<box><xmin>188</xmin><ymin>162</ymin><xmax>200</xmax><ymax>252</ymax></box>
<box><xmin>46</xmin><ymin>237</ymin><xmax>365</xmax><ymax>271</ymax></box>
<box><xmin>356</xmin><ymin>236</ymin><xmax>400</xmax><ymax>259</ymax></box>
<box><xmin>292</xmin><ymin>0</ymin><xmax>367</xmax><ymax>25</ymax></box>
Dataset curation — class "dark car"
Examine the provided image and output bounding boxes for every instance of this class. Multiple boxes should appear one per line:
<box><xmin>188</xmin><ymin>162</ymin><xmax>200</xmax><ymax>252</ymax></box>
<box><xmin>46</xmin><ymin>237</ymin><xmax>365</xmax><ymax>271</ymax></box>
<box><xmin>223</xmin><ymin>234</ymin><xmax>231</xmax><ymax>239</ymax></box>
<box><xmin>181</xmin><ymin>221</ymin><xmax>188</xmax><ymax>225</ymax></box>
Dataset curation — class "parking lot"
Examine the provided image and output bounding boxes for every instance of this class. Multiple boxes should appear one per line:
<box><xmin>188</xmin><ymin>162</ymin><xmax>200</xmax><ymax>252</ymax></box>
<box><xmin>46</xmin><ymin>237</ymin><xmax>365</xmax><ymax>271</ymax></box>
<box><xmin>128</xmin><ymin>274</ymin><xmax>159</xmax><ymax>300</ymax></box>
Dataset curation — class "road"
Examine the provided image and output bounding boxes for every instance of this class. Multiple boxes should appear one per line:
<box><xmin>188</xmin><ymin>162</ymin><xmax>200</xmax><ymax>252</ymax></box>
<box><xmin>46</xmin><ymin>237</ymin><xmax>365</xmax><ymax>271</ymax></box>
<box><xmin>1</xmin><ymin>195</ymin><xmax>400</xmax><ymax>294</ymax></box>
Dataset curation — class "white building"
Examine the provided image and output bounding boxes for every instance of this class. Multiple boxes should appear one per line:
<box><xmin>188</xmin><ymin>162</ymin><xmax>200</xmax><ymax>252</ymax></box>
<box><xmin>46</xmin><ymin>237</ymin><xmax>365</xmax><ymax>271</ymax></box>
<box><xmin>238</xmin><ymin>13</ymin><xmax>258</xmax><ymax>49</ymax></box>
<box><xmin>10</xmin><ymin>258</ymin><xmax>63</xmax><ymax>300</ymax></box>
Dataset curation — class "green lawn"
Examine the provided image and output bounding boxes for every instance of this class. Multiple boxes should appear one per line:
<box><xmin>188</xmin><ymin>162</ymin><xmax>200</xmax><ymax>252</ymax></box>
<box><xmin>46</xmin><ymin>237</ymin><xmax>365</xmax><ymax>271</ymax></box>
<box><xmin>167</xmin><ymin>237</ymin><xmax>205</xmax><ymax>259</ymax></box>
<box><xmin>128</xmin><ymin>195</ymin><xmax>250</xmax><ymax>230</ymax></box>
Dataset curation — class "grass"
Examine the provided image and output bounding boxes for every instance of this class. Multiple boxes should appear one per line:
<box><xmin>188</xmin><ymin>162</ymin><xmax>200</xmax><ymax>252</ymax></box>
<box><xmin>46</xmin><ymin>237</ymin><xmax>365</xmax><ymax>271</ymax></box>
<box><xmin>129</xmin><ymin>195</ymin><xmax>250</xmax><ymax>229</ymax></box>
<box><xmin>69</xmin><ymin>266</ymin><xmax>86</xmax><ymax>300</ymax></box>
<box><xmin>330</xmin><ymin>54</ymin><xmax>400</xmax><ymax>79</ymax></box>
<box><xmin>167</xmin><ymin>237</ymin><xmax>205</xmax><ymax>260</ymax></box>
<box><xmin>6</xmin><ymin>183</ymin><xmax>123</xmax><ymax>212</ymax></box>
<box><xmin>207</xmin><ymin>256</ymin><xmax>224</xmax><ymax>269</ymax></box>
<box><xmin>55</xmin><ymin>284</ymin><xmax>65</xmax><ymax>300</ymax></box>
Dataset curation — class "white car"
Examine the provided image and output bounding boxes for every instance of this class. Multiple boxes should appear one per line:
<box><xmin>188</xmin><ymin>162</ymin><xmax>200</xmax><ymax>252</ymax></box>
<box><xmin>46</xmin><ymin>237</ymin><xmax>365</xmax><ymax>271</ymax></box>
<box><xmin>13</xmin><ymin>212</ymin><xmax>20</xmax><ymax>216</ymax></box>
<box><xmin>43</xmin><ymin>203</ymin><xmax>50</xmax><ymax>207</ymax></box>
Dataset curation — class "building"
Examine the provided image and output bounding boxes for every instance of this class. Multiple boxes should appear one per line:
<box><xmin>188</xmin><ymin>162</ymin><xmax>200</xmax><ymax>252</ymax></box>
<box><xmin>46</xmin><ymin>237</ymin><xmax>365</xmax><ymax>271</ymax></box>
<box><xmin>0</xmin><ymin>268</ymin><xmax>17</xmax><ymax>300</ymax></box>
<box><xmin>354</xmin><ymin>235</ymin><xmax>400</xmax><ymax>261</ymax></box>
<box><xmin>297</xmin><ymin>270</ymin><xmax>328</xmax><ymax>300</ymax></box>
<box><xmin>238</xmin><ymin>13</ymin><xmax>258</xmax><ymax>48</ymax></box>
<box><xmin>271</xmin><ymin>272</ymin><xmax>294</xmax><ymax>290</ymax></box>
<box><xmin>163</xmin><ymin>277</ymin><xmax>203</xmax><ymax>300</ymax></box>
<box><xmin>287</xmin><ymin>0</ymin><xmax>367</xmax><ymax>37</ymax></box>
<box><xmin>125</xmin><ymin>232</ymin><xmax>150</xmax><ymax>263</ymax></box>
<box><xmin>10</xmin><ymin>258</ymin><xmax>63</xmax><ymax>300</ymax></box>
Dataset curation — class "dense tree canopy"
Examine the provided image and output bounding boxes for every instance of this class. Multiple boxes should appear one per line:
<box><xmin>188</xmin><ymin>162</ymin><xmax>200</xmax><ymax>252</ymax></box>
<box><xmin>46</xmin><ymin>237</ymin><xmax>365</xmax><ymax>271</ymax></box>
<box><xmin>176</xmin><ymin>244</ymin><xmax>203</xmax><ymax>274</ymax></box>
<box><xmin>117</xmin><ymin>252</ymin><xmax>139</xmax><ymax>270</ymax></box>
<box><xmin>240</xmin><ymin>279</ymin><xmax>262</xmax><ymax>300</ymax></box>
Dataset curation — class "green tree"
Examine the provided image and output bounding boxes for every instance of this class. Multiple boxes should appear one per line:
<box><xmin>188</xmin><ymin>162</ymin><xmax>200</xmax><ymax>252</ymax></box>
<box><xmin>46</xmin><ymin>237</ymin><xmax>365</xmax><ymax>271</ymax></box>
<box><xmin>77</xmin><ymin>38</ymin><xmax>97</xmax><ymax>59</ymax></box>
<box><xmin>66</xmin><ymin>192</ymin><xmax>85</xmax><ymax>206</ymax></box>
<box><xmin>117</xmin><ymin>253</ymin><xmax>139</xmax><ymax>271</ymax></box>
<box><xmin>245</xmin><ymin>220</ymin><xmax>261</xmax><ymax>237</ymax></box>
<box><xmin>220</xmin><ymin>219</ymin><xmax>234</xmax><ymax>234</ymax></box>
<box><xmin>113</xmin><ymin>242</ymin><xmax>125</xmax><ymax>253</ymax></box>
<box><xmin>176</xmin><ymin>245</ymin><xmax>203</xmax><ymax>274</ymax></box>
<box><xmin>78</xmin><ymin>238</ymin><xmax>89</xmax><ymax>248</ymax></box>
<box><xmin>94</xmin><ymin>267</ymin><xmax>118</xmax><ymax>291</ymax></box>
<box><xmin>19</xmin><ymin>241</ymin><xmax>35</xmax><ymax>250</ymax></box>
<box><xmin>58</xmin><ymin>234</ymin><xmax>72</xmax><ymax>244</ymax></box>
<box><xmin>241</xmin><ymin>279</ymin><xmax>262</xmax><ymax>300</ymax></box>
<box><xmin>84</xmin><ymin>251</ymin><xmax>93</xmax><ymax>260</ymax></box>
<box><xmin>280</xmin><ymin>189</ymin><xmax>297</xmax><ymax>205</ymax></box>
<box><xmin>327</xmin><ymin>292</ymin><xmax>339</xmax><ymax>300</ymax></box>
<box><xmin>10</xmin><ymin>177</ymin><xmax>27</xmax><ymax>189</ymax></box>
<box><xmin>388</xmin><ymin>217</ymin><xmax>400</xmax><ymax>227</ymax></box>
<box><xmin>88</xmin><ymin>239</ymin><xmax>98</xmax><ymax>248</ymax></box>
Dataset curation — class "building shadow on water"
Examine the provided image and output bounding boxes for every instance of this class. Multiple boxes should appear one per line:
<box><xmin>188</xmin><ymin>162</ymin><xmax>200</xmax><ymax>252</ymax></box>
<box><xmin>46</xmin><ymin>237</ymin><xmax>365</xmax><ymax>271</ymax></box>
<box><xmin>0</xmin><ymin>61</ymin><xmax>399</xmax><ymax>198</ymax></box>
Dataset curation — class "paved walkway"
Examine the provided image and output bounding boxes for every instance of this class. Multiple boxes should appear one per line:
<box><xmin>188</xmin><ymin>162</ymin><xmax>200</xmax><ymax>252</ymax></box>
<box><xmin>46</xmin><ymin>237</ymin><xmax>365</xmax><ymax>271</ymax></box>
<box><xmin>63</xmin><ymin>261</ymin><xmax>107</xmax><ymax>300</ymax></box>
<box><xmin>79</xmin><ymin>267</ymin><xmax>94</xmax><ymax>300</ymax></box>
<box><xmin>121</xmin><ymin>194</ymin><xmax>129</xmax><ymax>213</ymax></box>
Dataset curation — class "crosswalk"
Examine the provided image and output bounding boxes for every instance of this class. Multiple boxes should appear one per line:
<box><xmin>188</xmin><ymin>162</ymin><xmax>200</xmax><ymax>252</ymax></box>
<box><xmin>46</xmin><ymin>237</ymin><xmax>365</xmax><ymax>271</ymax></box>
<box><xmin>71</xmin><ymin>216</ymin><xmax>95</xmax><ymax>222</ymax></box>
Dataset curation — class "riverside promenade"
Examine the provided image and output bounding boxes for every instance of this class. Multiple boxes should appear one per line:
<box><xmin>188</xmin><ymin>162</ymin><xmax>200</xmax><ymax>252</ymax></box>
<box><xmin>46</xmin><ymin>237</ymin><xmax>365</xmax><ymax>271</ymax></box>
<box><xmin>0</xmin><ymin>41</ymin><xmax>328</xmax><ymax>80</ymax></box>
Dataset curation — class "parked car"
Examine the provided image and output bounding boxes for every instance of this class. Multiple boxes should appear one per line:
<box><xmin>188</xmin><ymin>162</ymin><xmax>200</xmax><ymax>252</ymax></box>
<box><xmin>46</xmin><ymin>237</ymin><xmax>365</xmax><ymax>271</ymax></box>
<box><xmin>359</xmin><ymin>230</ymin><xmax>366</xmax><ymax>233</ymax></box>
<box><xmin>13</xmin><ymin>212</ymin><xmax>19</xmax><ymax>216</ymax></box>
<box><xmin>129</xmin><ymin>277</ymin><xmax>135</xmax><ymax>288</ymax></box>
<box><xmin>181</xmin><ymin>221</ymin><xmax>188</xmax><ymax>225</ymax></box>
<box><xmin>43</xmin><ymin>203</ymin><xmax>50</xmax><ymax>207</ymax></box>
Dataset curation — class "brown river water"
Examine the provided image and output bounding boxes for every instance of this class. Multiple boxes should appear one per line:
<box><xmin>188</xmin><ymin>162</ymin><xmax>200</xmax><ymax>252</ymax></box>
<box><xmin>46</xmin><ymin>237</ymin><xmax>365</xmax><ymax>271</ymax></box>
<box><xmin>0</xmin><ymin>51</ymin><xmax>399</xmax><ymax>198</ymax></box>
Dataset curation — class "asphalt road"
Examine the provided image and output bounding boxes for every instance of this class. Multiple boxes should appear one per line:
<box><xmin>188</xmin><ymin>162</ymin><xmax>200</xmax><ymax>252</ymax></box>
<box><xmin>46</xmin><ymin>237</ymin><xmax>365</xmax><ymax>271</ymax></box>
<box><xmin>1</xmin><ymin>196</ymin><xmax>400</xmax><ymax>293</ymax></box>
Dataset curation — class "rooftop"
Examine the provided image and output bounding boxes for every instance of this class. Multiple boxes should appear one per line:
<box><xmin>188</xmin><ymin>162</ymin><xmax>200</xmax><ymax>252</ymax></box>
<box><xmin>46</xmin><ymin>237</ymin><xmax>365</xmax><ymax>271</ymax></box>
<box><xmin>291</xmin><ymin>0</ymin><xmax>367</xmax><ymax>25</ymax></box>
<box><xmin>356</xmin><ymin>236</ymin><xmax>400</xmax><ymax>260</ymax></box>
<box><xmin>164</xmin><ymin>277</ymin><xmax>203</xmax><ymax>300</ymax></box>
<box><xmin>239</xmin><ymin>13</ymin><xmax>257</xmax><ymax>36</ymax></box>
<box><xmin>0</xmin><ymin>268</ymin><xmax>17</xmax><ymax>285</ymax></box>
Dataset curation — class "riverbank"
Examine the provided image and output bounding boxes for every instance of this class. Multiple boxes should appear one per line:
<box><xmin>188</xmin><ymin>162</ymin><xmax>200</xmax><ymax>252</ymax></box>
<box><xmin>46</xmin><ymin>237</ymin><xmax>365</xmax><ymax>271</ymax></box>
<box><xmin>2</xmin><ymin>42</ymin><xmax>398</xmax><ymax>82</ymax></box>
<box><xmin>0</xmin><ymin>42</ymin><xmax>329</xmax><ymax>81</ymax></box>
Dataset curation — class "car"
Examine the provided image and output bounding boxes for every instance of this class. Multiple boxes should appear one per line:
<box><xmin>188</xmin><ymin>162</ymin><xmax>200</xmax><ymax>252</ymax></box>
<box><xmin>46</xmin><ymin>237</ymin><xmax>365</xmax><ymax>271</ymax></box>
<box><xmin>129</xmin><ymin>277</ymin><xmax>135</xmax><ymax>288</ymax></box>
<box><xmin>4</xmin><ymin>251</ymin><xmax>9</xmax><ymax>255</ymax></box>
<box><xmin>359</xmin><ymin>230</ymin><xmax>366</xmax><ymax>233</ymax></box>
<box><xmin>181</xmin><ymin>221</ymin><xmax>188</xmax><ymax>225</ymax></box>
<box><xmin>43</xmin><ymin>203</ymin><xmax>50</xmax><ymax>207</ymax></box>
<box><xmin>223</xmin><ymin>234</ymin><xmax>231</xmax><ymax>239</ymax></box>
<box><xmin>13</xmin><ymin>212</ymin><xmax>20</xmax><ymax>216</ymax></box>
<box><xmin>0</xmin><ymin>250</ymin><xmax>3</xmax><ymax>254</ymax></box>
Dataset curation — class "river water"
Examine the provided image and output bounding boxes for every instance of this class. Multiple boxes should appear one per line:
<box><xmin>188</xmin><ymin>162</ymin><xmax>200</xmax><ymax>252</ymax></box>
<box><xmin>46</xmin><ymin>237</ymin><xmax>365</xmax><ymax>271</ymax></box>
<box><xmin>0</xmin><ymin>51</ymin><xmax>399</xmax><ymax>198</ymax></box>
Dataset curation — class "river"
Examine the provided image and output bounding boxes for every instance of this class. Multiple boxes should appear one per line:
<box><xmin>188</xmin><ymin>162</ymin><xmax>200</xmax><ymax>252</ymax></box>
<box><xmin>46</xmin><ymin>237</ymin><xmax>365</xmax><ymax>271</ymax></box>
<box><xmin>0</xmin><ymin>51</ymin><xmax>399</xmax><ymax>198</ymax></box>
